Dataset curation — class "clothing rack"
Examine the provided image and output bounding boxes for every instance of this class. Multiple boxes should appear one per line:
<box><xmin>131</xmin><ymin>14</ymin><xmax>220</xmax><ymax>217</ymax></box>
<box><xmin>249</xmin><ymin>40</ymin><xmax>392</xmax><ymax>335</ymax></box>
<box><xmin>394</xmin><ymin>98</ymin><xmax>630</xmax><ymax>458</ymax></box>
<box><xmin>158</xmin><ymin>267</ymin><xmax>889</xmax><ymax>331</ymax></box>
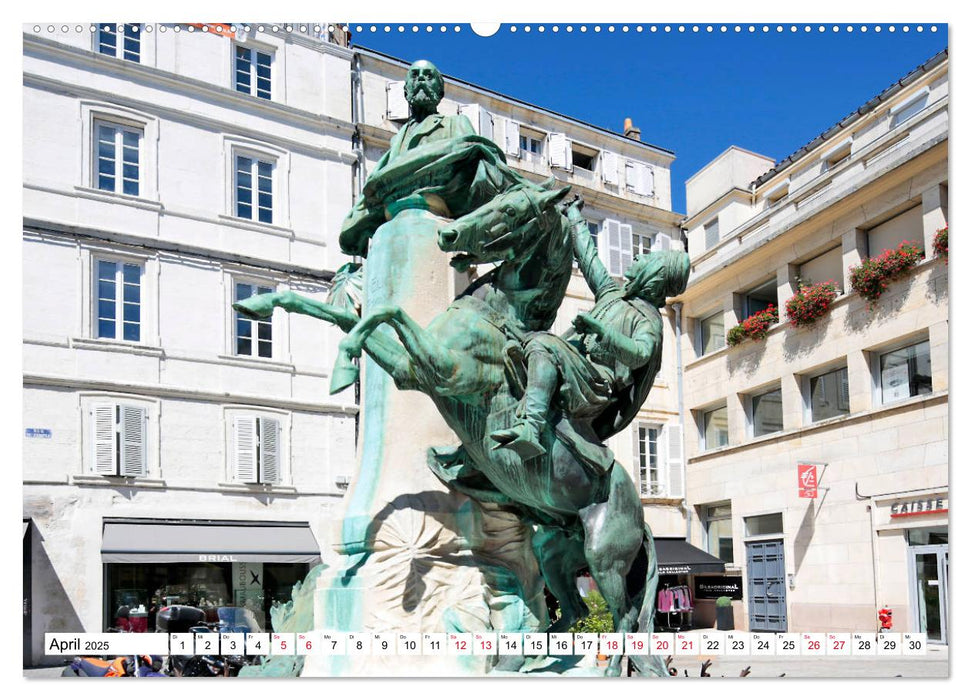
<box><xmin>657</xmin><ymin>583</ymin><xmax>693</xmax><ymax>632</ymax></box>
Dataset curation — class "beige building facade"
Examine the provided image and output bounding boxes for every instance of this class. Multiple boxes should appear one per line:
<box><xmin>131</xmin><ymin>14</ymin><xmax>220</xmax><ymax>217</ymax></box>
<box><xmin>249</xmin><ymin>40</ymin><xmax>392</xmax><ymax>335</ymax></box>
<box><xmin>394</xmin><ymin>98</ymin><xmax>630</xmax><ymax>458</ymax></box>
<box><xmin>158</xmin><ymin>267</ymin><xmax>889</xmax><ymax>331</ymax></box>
<box><xmin>675</xmin><ymin>51</ymin><xmax>948</xmax><ymax>638</ymax></box>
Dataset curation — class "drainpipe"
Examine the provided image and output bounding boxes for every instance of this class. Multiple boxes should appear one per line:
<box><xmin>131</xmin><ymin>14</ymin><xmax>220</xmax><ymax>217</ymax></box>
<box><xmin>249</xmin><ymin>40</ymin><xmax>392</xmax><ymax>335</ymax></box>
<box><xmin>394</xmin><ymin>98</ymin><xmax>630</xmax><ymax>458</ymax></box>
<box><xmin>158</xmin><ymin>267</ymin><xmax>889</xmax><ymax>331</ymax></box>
<box><xmin>671</xmin><ymin>301</ymin><xmax>690</xmax><ymax>543</ymax></box>
<box><xmin>350</xmin><ymin>52</ymin><xmax>366</xmax><ymax>202</ymax></box>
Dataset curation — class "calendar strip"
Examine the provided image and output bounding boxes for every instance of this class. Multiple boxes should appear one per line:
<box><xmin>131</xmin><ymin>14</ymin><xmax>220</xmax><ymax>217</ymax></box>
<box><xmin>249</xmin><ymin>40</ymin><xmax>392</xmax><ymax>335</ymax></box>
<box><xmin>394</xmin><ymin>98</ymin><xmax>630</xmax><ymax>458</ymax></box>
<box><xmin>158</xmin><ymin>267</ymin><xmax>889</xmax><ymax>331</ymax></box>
<box><xmin>45</xmin><ymin>631</ymin><xmax>928</xmax><ymax>656</ymax></box>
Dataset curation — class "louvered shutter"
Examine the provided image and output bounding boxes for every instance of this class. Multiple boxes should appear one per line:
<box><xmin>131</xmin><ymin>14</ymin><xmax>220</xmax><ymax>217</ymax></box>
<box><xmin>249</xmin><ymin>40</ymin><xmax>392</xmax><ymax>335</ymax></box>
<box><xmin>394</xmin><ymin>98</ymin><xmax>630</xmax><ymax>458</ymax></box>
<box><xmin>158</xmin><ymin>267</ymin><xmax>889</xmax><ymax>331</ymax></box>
<box><xmin>653</xmin><ymin>233</ymin><xmax>672</xmax><ymax>251</ymax></box>
<box><xmin>233</xmin><ymin>416</ymin><xmax>258</xmax><ymax>483</ymax></box>
<box><xmin>92</xmin><ymin>403</ymin><xmax>117</xmax><ymax>475</ymax></box>
<box><xmin>120</xmin><ymin>405</ymin><xmax>147</xmax><ymax>477</ymax></box>
<box><xmin>259</xmin><ymin>417</ymin><xmax>281</xmax><ymax>485</ymax></box>
<box><xmin>387</xmin><ymin>80</ymin><xmax>409</xmax><ymax>120</ymax></box>
<box><xmin>665</xmin><ymin>424</ymin><xmax>684</xmax><ymax>499</ymax></box>
<box><xmin>504</xmin><ymin>119</ymin><xmax>520</xmax><ymax>157</ymax></box>
<box><xmin>548</xmin><ymin>133</ymin><xmax>571</xmax><ymax>170</ymax></box>
<box><xmin>619</xmin><ymin>223</ymin><xmax>634</xmax><ymax>274</ymax></box>
<box><xmin>602</xmin><ymin>151</ymin><xmax>620</xmax><ymax>185</ymax></box>
<box><xmin>603</xmin><ymin>219</ymin><xmax>622</xmax><ymax>275</ymax></box>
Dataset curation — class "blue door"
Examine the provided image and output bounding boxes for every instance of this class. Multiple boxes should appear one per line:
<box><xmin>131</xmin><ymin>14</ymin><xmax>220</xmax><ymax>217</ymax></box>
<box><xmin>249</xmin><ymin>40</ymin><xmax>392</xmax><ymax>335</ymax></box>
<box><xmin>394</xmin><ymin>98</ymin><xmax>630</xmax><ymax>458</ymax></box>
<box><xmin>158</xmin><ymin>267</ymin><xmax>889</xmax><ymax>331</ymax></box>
<box><xmin>746</xmin><ymin>539</ymin><xmax>787</xmax><ymax>632</ymax></box>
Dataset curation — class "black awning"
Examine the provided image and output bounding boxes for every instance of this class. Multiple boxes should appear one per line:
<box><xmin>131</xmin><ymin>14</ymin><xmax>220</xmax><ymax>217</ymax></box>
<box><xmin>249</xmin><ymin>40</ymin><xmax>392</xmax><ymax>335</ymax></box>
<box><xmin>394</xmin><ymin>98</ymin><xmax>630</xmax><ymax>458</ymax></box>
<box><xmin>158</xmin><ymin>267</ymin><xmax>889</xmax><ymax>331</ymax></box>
<box><xmin>101</xmin><ymin>520</ymin><xmax>321</xmax><ymax>564</ymax></box>
<box><xmin>654</xmin><ymin>537</ymin><xmax>726</xmax><ymax>575</ymax></box>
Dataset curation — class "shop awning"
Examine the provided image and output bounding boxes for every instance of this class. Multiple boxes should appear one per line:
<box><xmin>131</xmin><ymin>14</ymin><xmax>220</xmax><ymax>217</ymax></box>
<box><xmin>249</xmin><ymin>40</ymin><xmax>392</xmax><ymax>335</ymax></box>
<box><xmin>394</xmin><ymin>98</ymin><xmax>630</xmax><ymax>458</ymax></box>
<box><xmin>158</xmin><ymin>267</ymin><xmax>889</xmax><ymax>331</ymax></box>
<box><xmin>101</xmin><ymin>519</ymin><xmax>321</xmax><ymax>564</ymax></box>
<box><xmin>654</xmin><ymin>538</ymin><xmax>726</xmax><ymax>576</ymax></box>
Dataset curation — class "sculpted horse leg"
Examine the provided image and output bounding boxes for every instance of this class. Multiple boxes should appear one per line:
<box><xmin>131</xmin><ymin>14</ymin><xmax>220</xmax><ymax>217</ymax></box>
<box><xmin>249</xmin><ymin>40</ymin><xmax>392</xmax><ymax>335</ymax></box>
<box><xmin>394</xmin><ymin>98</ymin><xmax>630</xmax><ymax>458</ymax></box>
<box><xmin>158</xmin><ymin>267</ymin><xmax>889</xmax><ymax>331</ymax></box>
<box><xmin>531</xmin><ymin>526</ymin><xmax>588</xmax><ymax>635</ymax></box>
<box><xmin>578</xmin><ymin>463</ymin><xmax>646</xmax><ymax>677</ymax></box>
<box><xmin>335</xmin><ymin>304</ymin><xmax>486</xmax><ymax>396</ymax></box>
<box><xmin>234</xmin><ymin>292</ymin><xmax>417</xmax><ymax>391</ymax></box>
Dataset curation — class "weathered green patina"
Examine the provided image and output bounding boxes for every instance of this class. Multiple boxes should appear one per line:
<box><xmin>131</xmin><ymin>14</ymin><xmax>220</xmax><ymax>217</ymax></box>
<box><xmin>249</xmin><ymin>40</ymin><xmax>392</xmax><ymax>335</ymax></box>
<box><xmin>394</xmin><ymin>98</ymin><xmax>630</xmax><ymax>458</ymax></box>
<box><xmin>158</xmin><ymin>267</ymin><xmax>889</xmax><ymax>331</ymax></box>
<box><xmin>235</xmin><ymin>59</ymin><xmax>689</xmax><ymax>677</ymax></box>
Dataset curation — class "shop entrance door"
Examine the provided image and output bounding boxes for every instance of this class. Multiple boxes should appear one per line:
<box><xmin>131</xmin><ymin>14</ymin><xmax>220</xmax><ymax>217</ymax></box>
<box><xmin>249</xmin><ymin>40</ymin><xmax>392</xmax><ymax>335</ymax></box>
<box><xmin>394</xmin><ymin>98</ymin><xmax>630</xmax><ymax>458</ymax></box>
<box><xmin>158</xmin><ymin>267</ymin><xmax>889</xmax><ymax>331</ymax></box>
<box><xmin>909</xmin><ymin>544</ymin><xmax>948</xmax><ymax>644</ymax></box>
<box><xmin>746</xmin><ymin>539</ymin><xmax>787</xmax><ymax>632</ymax></box>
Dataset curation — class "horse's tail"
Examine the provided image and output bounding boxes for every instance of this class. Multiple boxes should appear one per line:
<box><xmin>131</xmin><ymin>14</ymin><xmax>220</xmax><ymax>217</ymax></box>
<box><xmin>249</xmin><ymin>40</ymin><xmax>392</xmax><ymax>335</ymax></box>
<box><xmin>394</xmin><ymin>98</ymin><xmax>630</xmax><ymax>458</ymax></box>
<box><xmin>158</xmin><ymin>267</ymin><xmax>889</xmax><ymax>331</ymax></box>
<box><xmin>628</xmin><ymin>522</ymin><xmax>669</xmax><ymax>677</ymax></box>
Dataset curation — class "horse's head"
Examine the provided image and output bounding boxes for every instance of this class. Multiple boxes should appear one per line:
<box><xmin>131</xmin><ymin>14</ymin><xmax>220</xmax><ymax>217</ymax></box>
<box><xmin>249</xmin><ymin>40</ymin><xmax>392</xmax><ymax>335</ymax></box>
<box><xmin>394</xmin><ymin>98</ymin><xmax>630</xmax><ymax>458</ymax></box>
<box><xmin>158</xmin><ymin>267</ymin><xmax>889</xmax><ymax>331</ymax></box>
<box><xmin>438</xmin><ymin>184</ymin><xmax>571</xmax><ymax>270</ymax></box>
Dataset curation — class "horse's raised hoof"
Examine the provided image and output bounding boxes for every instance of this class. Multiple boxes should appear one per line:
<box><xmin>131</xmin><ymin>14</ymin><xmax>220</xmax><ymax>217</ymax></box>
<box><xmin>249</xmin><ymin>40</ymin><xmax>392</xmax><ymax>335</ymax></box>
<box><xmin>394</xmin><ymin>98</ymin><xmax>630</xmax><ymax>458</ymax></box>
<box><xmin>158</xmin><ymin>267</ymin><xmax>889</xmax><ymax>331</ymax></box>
<box><xmin>329</xmin><ymin>354</ymin><xmax>360</xmax><ymax>394</ymax></box>
<box><xmin>490</xmin><ymin>423</ymin><xmax>547</xmax><ymax>459</ymax></box>
<box><xmin>233</xmin><ymin>295</ymin><xmax>275</xmax><ymax>320</ymax></box>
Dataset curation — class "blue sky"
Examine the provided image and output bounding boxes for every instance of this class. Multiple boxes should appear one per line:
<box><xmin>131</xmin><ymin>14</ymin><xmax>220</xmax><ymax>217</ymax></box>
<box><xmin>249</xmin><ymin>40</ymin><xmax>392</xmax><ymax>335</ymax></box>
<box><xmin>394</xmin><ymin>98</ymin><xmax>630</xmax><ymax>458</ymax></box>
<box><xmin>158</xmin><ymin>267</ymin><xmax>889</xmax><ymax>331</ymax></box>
<box><xmin>353</xmin><ymin>23</ymin><xmax>947</xmax><ymax>214</ymax></box>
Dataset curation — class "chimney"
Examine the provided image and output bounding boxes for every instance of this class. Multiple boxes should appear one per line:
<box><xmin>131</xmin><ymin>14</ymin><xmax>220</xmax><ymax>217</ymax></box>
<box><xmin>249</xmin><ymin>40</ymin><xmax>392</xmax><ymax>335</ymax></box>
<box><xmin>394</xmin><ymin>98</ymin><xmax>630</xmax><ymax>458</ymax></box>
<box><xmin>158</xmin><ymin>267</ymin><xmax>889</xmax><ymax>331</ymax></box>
<box><xmin>624</xmin><ymin>117</ymin><xmax>641</xmax><ymax>141</ymax></box>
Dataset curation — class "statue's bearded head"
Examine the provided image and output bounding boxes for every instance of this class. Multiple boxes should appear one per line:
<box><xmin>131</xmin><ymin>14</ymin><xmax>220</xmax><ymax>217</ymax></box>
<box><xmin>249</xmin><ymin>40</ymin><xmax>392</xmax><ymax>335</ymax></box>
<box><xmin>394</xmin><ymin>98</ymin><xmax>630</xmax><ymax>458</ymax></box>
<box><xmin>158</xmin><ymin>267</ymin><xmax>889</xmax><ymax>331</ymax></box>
<box><xmin>404</xmin><ymin>60</ymin><xmax>445</xmax><ymax>113</ymax></box>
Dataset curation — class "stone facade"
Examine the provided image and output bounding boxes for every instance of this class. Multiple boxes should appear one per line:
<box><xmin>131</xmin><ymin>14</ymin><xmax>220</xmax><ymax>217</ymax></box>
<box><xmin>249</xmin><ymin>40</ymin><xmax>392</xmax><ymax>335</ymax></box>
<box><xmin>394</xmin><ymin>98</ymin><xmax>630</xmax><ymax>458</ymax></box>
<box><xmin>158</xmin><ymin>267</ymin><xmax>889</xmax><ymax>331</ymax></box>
<box><xmin>675</xmin><ymin>52</ymin><xmax>948</xmax><ymax>637</ymax></box>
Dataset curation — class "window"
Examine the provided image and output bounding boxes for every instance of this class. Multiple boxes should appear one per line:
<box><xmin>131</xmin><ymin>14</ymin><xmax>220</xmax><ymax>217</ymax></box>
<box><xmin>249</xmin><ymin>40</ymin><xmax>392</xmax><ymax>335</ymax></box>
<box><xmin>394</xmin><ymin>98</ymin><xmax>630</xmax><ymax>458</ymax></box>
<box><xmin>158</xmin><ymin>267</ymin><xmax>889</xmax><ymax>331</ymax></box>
<box><xmin>235</xmin><ymin>282</ymin><xmax>273</xmax><ymax>358</ymax></box>
<box><xmin>798</xmin><ymin>246</ymin><xmax>843</xmax><ymax>292</ymax></box>
<box><xmin>704</xmin><ymin>218</ymin><xmax>720</xmax><ymax>250</ymax></box>
<box><xmin>235</xmin><ymin>155</ymin><xmax>274</xmax><ymax>223</ymax></box>
<box><xmin>232</xmin><ymin>415</ymin><xmax>281</xmax><ymax>485</ymax></box>
<box><xmin>235</xmin><ymin>45</ymin><xmax>272</xmax><ymax>100</ymax></box>
<box><xmin>744</xmin><ymin>513</ymin><xmax>783</xmax><ymax>538</ymax></box>
<box><xmin>890</xmin><ymin>89</ymin><xmax>929</xmax><ymax>128</ymax></box>
<box><xmin>822</xmin><ymin>139</ymin><xmax>852</xmax><ymax>171</ymax></box>
<box><xmin>95</xmin><ymin>121</ymin><xmax>141</xmax><ymax>196</ymax></box>
<box><xmin>97</xmin><ymin>24</ymin><xmax>140</xmax><ymax>62</ymax></box>
<box><xmin>699</xmin><ymin>312</ymin><xmax>726</xmax><ymax>355</ymax></box>
<box><xmin>880</xmin><ymin>341</ymin><xmax>932</xmax><ymax>404</ymax></box>
<box><xmin>750</xmin><ymin>388</ymin><xmax>783</xmax><ymax>437</ymax></box>
<box><xmin>704</xmin><ymin>504</ymin><xmax>733</xmax><ymax>564</ymax></box>
<box><xmin>95</xmin><ymin>259</ymin><xmax>142</xmax><ymax>342</ymax></box>
<box><xmin>519</xmin><ymin>134</ymin><xmax>542</xmax><ymax>155</ymax></box>
<box><xmin>637</xmin><ymin>425</ymin><xmax>661</xmax><ymax>497</ymax></box>
<box><xmin>572</xmin><ymin>147</ymin><xmax>597</xmax><ymax>172</ymax></box>
<box><xmin>91</xmin><ymin>403</ymin><xmax>147</xmax><ymax>477</ymax></box>
<box><xmin>866</xmin><ymin>206</ymin><xmax>922</xmax><ymax>257</ymax></box>
<box><xmin>587</xmin><ymin>221</ymin><xmax>600</xmax><ymax>251</ymax></box>
<box><xmin>743</xmin><ymin>279</ymin><xmax>778</xmax><ymax>318</ymax></box>
<box><xmin>809</xmin><ymin>367</ymin><xmax>850</xmax><ymax>422</ymax></box>
<box><xmin>631</xmin><ymin>231</ymin><xmax>653</xmax><ymax>260</ymax></box>
<box><xmin>702</xmin><ymin>406</ymin><xmax>729</xmax><ymax>450</ymax></box>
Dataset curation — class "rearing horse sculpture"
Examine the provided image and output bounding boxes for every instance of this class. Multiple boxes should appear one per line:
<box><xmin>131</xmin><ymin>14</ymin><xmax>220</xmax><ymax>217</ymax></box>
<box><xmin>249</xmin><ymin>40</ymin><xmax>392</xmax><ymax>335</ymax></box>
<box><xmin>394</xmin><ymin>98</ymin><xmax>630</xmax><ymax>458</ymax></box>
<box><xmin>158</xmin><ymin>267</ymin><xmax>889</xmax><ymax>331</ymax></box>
<box><xmin>236</xmin><ymin>185</ymin><xmax>676</xmax><ymax>676</ymax></box>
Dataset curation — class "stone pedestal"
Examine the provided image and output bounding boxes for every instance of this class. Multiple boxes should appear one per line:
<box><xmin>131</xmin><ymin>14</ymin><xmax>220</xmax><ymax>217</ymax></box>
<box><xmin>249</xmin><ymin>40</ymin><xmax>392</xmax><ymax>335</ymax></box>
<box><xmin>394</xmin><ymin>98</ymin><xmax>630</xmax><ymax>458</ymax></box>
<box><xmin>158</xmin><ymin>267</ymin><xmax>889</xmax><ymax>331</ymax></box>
<box><xmin>302</xmin><ymin>204</ymin><xmax>545</xmax><ymax>677</ymax></box>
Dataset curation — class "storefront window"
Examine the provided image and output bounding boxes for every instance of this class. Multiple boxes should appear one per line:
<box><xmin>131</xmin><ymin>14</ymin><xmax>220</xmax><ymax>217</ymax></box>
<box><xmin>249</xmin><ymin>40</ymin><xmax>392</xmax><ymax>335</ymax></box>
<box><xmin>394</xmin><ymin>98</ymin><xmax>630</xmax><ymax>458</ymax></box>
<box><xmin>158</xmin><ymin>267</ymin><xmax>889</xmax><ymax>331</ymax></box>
<box><xmin>704</xmin><ymin>504</ymin><xmax>734</xmax><ymax>564</ymax></box>
<box><xmin>908</xmin><ymin>527</ymin><xmax>948</xmax><ymax>546</ymax></box>
<box><xmin>105</xmin><ymin>561</ymin><xmax>308</xmax><ymax>633</ymax></box>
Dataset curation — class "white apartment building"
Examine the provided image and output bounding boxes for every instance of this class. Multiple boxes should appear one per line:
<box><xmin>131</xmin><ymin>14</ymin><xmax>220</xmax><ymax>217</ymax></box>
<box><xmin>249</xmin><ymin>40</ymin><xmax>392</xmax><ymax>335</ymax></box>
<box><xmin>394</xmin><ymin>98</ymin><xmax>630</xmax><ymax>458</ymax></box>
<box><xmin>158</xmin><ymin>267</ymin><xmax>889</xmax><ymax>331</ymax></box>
<box><xmin>22</xmin><ymin>23</ymin><xmax>360</xmax><ymax>666</ymax></box>
<box><xmin>674</xmin><ymin>51</ymin><xmax>948</xmax><ymax>637</ymax></box>
<box><xmin>23</xmin><ymin>25</ymin><xmax>694</xmax><ymax>666</ymax></box>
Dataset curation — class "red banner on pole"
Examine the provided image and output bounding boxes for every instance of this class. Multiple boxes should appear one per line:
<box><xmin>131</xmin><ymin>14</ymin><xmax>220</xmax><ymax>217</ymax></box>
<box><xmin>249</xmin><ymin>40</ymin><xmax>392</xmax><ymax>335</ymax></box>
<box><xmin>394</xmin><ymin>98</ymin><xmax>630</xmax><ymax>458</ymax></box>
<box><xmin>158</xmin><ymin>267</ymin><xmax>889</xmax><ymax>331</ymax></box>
<box><xmin>798</xmin><ymin>463</ymin><xmax>818</xmax><ymax>498</ymax></box>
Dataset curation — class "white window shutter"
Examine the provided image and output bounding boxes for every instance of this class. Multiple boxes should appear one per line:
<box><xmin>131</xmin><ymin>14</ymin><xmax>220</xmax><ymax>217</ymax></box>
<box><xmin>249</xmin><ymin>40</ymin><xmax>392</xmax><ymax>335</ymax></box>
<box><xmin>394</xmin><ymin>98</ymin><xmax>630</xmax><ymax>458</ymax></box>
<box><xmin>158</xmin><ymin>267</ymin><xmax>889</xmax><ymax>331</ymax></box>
<box><xmin>120</xmin><ymin>405</ymin><xmax>147</xmax><ymax>477</ymax></box>
<box><xmin>665</xmin><ymin>424</ymin><xmax>684</xmax><ymax>499</ymax></box>
<box><xmin>259</xmin><ymin>417</ymin><xmax>281</xmax><ymax>485</ymax></box>
<box><xmin>458</xmin><ymin>104</ymin><xmax>480</xmax><ymax>134</ymax></box>
<box><xmin>653</xmin><ymin>233</ymin><xmax>672</xmax><ymax>251</ymax></box>
<box><xmin>603</xmin><ymin>219</ymin><xmax>622</xmax><ymax>275</ymax></box>
<box><xmin>602</xmin><ymin>151</ymin><xmax>620</xmax><ymax>185</ymax></box>
<box><xmin>504</xmin><ymin>119</ymin><xmax>520</xmax><ymax>157</ymax></box>
<box><xmin>626</xmin><ymin>161</ymin><xmax>655</xmax><ymax>196</ymax></box>
<box><xmin>92</xmin><ymin>403</ymin><xmax>116</xmax><ymax>475</ymax></box>
<box><xmin>548</xmin><ymin>132</ymin><xmax>571</xmax><ymax>170</ymax></box>
<box><xmin>387</xmin><ymin>80</ymin><xmax>409</xmax><ymax>120</ymax></box>
<box><xmin>619</xmin><ymin>223</ymin><xmax>634</xmax><ymax>274</ymax></box>
<box><xmin>480</xmin><ymin>110</ymin><xmax>494</xmax><ymax>140</ymax></box>
<box><xmin>233</xmin><ymin>416</ymin><xmax>258</xmax><ymax>483</ymax></box>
